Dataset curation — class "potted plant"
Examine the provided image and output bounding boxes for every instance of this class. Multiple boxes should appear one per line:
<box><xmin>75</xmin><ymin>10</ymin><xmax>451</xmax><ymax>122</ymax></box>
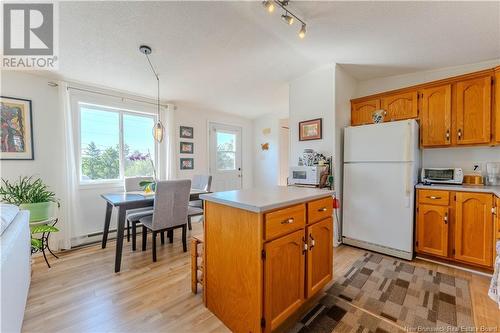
<box><xmin>0</xmin><ymin>176</ymin><xmax>58</xmax><ymax>222</ymax></box>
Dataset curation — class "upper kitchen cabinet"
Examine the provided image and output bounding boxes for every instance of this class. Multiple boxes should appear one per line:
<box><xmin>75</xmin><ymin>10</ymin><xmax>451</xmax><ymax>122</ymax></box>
<box><xmin>351</xmin><ymin>99</ymin><xmax>380</xmax><ymax>126</ymax></box>
<box><xmin>420</xmin><ymin>84</ymin><xmax>452</xmax><ymax>147</ymax></box>
<box><xmin>495</xmin><ymin>67</ymin><xmax>500</xmax><ymax>143</ymax></box>
<box><xmin>381</xmin><ymin>91</ymin><xmax>418</xmax><ymax>122</ymax></box>
<box><xmin>455</xmin><ymin>76</ymin><xmax>492</xmax><ymax>145</ymax></box>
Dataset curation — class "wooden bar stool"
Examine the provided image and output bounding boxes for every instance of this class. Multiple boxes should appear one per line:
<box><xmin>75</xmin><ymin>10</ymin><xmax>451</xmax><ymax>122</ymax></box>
<box><xmin>191</xmin><ymin>235</ymin><xmax>204</xmax><ymax>295</ymax></box>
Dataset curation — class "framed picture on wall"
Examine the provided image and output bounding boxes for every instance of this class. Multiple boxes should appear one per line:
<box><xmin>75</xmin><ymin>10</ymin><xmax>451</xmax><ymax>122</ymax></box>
<box><xmin>180</xmin><ymin>126</ymin><xmax>194</xmax><ymax>139</ymax></box>
<box><xmin>0</xmin><ymin>96</ymin><xmax>34</xmax><ymax>160</ymax></box>
<box><xmin>180</xmin><ymin>158</ymin><xmax>194</xmax><ymax>170</ymax></box>
<box><xmin>180</xmin><ymin>142</ymin><xmax>194</xmax><ymax>154</ymax></box>
<box><xmin>299</xmin><ymin>118</ymin><xmax>322</xmax><ymax>141</ymax></box>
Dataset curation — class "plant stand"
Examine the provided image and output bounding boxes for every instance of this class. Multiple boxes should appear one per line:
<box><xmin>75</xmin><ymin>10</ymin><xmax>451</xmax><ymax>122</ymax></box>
<box><xmin>31</xmin><ymin>218</ymin><xmax>59</xmax><ymax>268</ymax></box>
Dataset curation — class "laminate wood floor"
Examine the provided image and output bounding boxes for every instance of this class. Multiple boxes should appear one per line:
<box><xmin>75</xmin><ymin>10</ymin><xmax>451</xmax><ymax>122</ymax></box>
<box><xmin>23</xmin><ymin>221</ymin><xmax>499</xmax><ymax>332</ymax></box>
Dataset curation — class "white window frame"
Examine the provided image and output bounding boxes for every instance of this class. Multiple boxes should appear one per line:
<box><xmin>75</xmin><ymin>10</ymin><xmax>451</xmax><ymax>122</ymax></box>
<box><xmin>75</xmin><ymin>99</ymin><xmax>159</xmax><ymax>187</ymax></box>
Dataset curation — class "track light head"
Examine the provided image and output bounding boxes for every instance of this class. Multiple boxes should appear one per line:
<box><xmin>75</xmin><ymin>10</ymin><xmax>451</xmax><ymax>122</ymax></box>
<box><xmin>262</xmin><ymin>0</ymin><xmax>275</xmax><ymax>13</ymax></box>
<box><xmin>298</xmin><ymin>24</ymin><xmax>306</xmax><ymax>39</ymax></box>
<box><xmin>282</xmin><ymin>12</ymin><xmax>294</xmax><ymax>25</ymax></box>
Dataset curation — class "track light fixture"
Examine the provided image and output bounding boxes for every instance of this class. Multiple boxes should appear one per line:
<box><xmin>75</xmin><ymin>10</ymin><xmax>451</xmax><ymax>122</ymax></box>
<box><xmin>262</xmin><ymin>0</ymin><xmax>307</xmax><ymax>39</ymax></box>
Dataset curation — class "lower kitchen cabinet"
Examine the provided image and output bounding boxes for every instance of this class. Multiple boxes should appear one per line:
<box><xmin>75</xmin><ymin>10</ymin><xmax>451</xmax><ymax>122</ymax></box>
<box><xmin>416</xmin><ymin>189</ymin><xmax>496</xmax><ymax>269</ymax></box>
<box><xmin>306</xmin><ymin>217</ymin><xmax>333</xmax><ymax>297</ymax></box>
<box><xmin>264</xmin><ymin>229</ymin><xmax>305</xmax><ymax>331</ymax></box>
<box><xmin>416</xmin><ymin>205</ymin><xmax>449</xmax><ymax>257</ymax></box>
<box><xmin>455</xmin><ymin>192</ymin><xmax>494</xmax><ymax>267</ymax></box>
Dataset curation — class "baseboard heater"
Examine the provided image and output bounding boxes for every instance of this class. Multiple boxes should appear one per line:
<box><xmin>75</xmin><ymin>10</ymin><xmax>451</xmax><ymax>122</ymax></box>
<box><xmin>342</xmin><ymin>236</ymin><xmax>413</xmax><ymax>261</ymax></box>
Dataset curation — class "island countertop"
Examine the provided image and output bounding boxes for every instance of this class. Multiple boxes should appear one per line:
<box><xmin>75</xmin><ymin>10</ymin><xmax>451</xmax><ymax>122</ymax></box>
<box><xmin>200</xmin><ymin>186</ymin><xmax>335</xmax><ymax>213</ymax></box>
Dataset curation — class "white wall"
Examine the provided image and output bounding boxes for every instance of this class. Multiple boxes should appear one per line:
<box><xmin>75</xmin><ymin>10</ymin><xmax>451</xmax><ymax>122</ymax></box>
<box><xmin>174</xmin><ymin>103</ymin><xmax>254</xmax><ymax>189</ymax></box>
<box><xmin>355</xmin><ymin>59</ymin><xmax>500</xmax><ymax>174</ymax></box>
<box><xmin>253</xmin><ymin>113</ymin><xmax>281</xmax><ymax>186</ymax></box>
<box><xmin>289</xmin><ymin>66</ymin><xmax>335</xmax><ymax>165</ymax></box>
<box><xmin>278</xmin><ymin>118</ymin><xmax>289</xmax><ymax>186</ymax></box>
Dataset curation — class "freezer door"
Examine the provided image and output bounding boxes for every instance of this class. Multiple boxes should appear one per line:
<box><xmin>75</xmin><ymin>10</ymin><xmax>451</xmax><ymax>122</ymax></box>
<box><xmin>342</xmin><ymin>162</ymin><xmax>416</xmax><ymax>253</ymax></box>
<box><xmin>344</xmin><ymin>120</ymin><xmax>419</xmax><ymax>162</ymax></box>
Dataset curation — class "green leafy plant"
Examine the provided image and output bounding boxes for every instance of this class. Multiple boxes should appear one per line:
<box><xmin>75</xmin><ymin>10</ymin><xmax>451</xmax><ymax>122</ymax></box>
<box><xmin>139</xmin><ymin>180</ymin><xmax>156</xmax><ymax>192</ymax></box>
<box><xmin>0</xmin><ymin>176</ymin><xmax>58</xmax><ymax>205</ymax></box>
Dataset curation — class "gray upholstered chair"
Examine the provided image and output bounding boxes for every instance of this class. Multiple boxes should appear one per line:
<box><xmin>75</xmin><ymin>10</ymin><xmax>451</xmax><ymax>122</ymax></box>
<box><xmin>124</xmin><ymin>176</ymin><xmax>154</xmax><ymax>244</ymax></box>
<box><xmin>188</xmin><ymin>175</ymin><xmax>212</xmax><ymax>230</ymax></box>
<box><xmin>137</xmin><ymin>179</ymin><xmax>191</xmax><ymax>262</ymax></box>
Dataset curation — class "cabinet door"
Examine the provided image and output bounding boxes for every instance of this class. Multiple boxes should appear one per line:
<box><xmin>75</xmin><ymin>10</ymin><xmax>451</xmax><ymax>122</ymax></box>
<box><xmin>496</xmin><ymin>196</ymin><xmax>500</xmax><ymax>240</ymax></box>
<box><xmin>351</xmin><ymin>99</ymin><xmax>380</xmax><ymax>126</ymax></box>
<box><xmin>417</xmin><ymin>204</ymin><xmax>449</xmax><ymax>257</ymax></box>
<box><xmin>455</xmin><ymin>192</ymin><xmax>493</xmax><ymax>267</ymax></box>
<box><xmin>381</xmin><ymin>91</ymin><xmax>418</xmax><ymax>122</ymax></box>
<box><xmin>455</xmin><ymin>76</ymin><xmax>492</xmax><ymax>145</ymax></box>
<box><xmin>420</xmin><ymin>85</ymin><xmax>452</xmax><ymax>147</ymax></box>
<box><xmin>306</xmin><ymin>218</ymin><xmax>333</xmax><ymax>298</ymax></box>
<box><xmin>264</xmin><ymin>229</ymin><xmax>305</xmax><ymax>331</ymax></box>
<box><xmin>495</xmin><ymin>68</ymin><xmax>500</xmax><ymax>143</ymax></box>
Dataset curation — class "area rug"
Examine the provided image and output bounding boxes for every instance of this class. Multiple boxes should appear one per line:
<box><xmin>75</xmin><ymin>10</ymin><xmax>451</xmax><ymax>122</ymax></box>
<box><xmin>293</xmin><ymin>253</ymin><xmax>475</xmax><ymax>333</ymax></box>
<box><xmin>290</xmin><ymin>296</ymin><xmax>404</xmax><ymax>333</ymax></box>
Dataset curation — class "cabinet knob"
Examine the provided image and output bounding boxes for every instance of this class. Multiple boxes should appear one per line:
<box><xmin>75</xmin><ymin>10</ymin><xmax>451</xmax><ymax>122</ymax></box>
<box><xmin>458</xmin><ymin>129</ymin><xmax>462</xmax><ymax>140</ymax></box>
<box><xmin>318</xmin><ymin>207</ymin><xmax>327</xmax><ymax>212</ymax></box>
<box><xmin>309</xmin><ymin>234</ymin><xmax>316</xmax><ymax>250</ymax></box>
<box><xmin>445</xmin><ymin>129</ymin><xmax>450</xmax><ymax>141</ymax></box>
<box><xmin>444</xmin><ymin>213</ymin><xmax>448</xmax><ymax>224</ymax></box>
<box><xmin>426</xmin><ymin>196</ymin><xmax>441</xmax><ymax>200</ymax></box>
<box><xmin>281</xmin><ymin>218</ymin><xmax>294</xmax><ymax>225</ymax></box>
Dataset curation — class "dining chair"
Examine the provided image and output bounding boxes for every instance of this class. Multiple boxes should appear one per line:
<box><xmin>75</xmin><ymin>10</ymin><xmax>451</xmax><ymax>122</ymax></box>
<box><xmin>188</xmin><ymin>175</ymin><xmax>212</xmax><ymax>230</ymax></box>
<box><xmin>124</xmin><ymin>176</ymin><xmax>154</xmax><ymax>242</ymax></box>
<box><xmin>137</xmin><ymin>179</ymin><xmax>191</xmax><ymax>262</ymax></box>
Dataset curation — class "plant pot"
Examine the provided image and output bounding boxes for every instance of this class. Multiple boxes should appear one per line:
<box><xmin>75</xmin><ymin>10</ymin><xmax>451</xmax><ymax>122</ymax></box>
<box><xmin>19</xmin><ymin>202</ymin><xmax>51</xmax><ymax>222</ymax></box>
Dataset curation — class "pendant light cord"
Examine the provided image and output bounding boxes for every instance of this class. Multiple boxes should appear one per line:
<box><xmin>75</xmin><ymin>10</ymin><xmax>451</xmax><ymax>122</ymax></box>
<box><xmin>144</xmin><ymin>53</ymin><xmax>160</xmax><ymax>118</ymax></box>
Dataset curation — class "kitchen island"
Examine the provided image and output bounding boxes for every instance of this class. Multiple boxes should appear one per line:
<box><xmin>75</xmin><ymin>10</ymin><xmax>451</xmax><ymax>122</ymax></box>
<box><xmin>200</xmin><ymin>186</ymin><xmax>335</xmax><ymax>333</ymax></box>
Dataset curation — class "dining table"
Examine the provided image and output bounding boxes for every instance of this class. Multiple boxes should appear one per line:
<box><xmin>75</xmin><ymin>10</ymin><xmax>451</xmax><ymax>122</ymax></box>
<box><xmin>101</xmin><ymin>189</ymin><xmax>208</xmax><ymax>272</ymax></box>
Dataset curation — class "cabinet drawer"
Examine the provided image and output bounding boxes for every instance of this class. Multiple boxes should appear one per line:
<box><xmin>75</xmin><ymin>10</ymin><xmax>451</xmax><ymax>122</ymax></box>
<box><xmin>307</xmin><ymin>197</ymin><xmax>333</xmax><ymax>224</ymax></box>
<box><xmin>265</xmin><ymin>204</ymin><xmax>305</xmax><ymax>240</ymax></box>
<box><xmin>418</xmin><ymin>190</ymin><xmax>449</xmax><ymax>206</ymax></box>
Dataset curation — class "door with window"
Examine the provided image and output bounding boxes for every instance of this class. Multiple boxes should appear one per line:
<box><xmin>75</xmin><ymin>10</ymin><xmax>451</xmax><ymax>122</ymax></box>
<box><xmin>209</xmin><ymin>123</ymin><xmax>242</xmax><ymax>191</ymax></box>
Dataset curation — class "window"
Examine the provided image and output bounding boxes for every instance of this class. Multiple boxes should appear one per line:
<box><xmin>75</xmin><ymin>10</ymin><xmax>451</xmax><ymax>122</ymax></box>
<box><xmin>79</xmin><ymin>102</ymin><xmax>157</xmax><ymax>183</ymax></box>
<box><xmin>216</xmin><ymin>131</ymin><xmax>236</xmax><ymax>171</ymax></box>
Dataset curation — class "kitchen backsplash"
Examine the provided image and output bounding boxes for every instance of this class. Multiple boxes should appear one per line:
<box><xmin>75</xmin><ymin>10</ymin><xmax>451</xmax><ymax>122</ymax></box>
<box><xmin>422</xmin><ymin>146</ymin><xmax>500</xmax><ymax>174</ymax></box>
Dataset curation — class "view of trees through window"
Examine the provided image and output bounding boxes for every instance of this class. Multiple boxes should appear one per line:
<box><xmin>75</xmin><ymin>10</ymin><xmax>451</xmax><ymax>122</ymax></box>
<box><xmin>216</xmin><ymin>132</ymin><xmax>236</xmax><ymax>171</ymax></box>
<box><xmin>80</xmin><ymin>104</ymin><xmax>156</xmax><ymax>182</ymax></box>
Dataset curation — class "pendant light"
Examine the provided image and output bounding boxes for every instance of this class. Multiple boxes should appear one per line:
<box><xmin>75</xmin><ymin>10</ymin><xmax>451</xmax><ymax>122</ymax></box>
<box><xmin>140</xmin><ymin>45</ymin><xmax>164</xmax><ymax>143</ymax></box>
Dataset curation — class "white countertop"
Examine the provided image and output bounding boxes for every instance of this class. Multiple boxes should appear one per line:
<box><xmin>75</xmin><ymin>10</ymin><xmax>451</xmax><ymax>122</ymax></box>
<box><xmin>200</xmin><ymin>186</ymin><xmax>335</xmax><ymax>213</ymax></box>
<box><xmin>416</xmin><ymin>183</ymin><xmax>500</xmax><ymax>197</ymax></box>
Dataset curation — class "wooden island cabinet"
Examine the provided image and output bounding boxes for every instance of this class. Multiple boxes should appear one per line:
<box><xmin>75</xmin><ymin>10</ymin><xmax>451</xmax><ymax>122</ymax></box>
<box><xmin>200</xmin><ymin>187</ymin><xmax>334</xmax><ymax>333</ymax></box>
<box><xmin>416</xmin><ymin>186</ymin><xmax>499</xmax><ymax>269</ymax></box>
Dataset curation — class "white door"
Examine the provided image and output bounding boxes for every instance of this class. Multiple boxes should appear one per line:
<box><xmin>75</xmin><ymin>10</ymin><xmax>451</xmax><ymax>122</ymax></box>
<box><xmin>209</xmin><ymin>123</ymin><xmax>242</xmax><ymax>191</ymax></box>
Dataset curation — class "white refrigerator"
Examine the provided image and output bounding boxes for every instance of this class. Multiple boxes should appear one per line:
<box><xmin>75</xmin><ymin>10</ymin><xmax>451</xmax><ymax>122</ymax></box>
<box><xmin>342</xmin><ymin>119</ymin><xmax>420</xmax><ymax>260</ymax></box>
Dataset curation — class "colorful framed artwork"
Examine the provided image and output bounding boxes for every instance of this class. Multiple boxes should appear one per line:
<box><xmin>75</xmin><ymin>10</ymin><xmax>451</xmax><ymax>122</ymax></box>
<box><xmin>180</xmin><ymin>158</ymin><xmax>194</xmax><ymax>170</ymax></box>
<box><xmin>180</xmin><ymin>141</ymin><xmax>194</xmax><ymax>154</ymax></box>
<box><xmin>180</xmin><ymin>126</ymin><xmax>194</xmax><ymax>139</ymax></box>
<box><xmin>299</xmin><ymin>118</ymin><xmax>322</xmax><ymax>141</ymax></box>
<box><xmin>0</xmin><ymin>96</ymin><xmax>34</xmax><ymax>160</ymax></box>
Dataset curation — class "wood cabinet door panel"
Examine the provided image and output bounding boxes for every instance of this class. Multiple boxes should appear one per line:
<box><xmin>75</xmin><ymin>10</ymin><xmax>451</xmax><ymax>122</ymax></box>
<box><xmin>495</xmin><ymin>69</ymin><xmax>500</xmax><ymax>143</ymax></box>
<box><xmin>421</xmin><ymin>85</ymin><xmax>452</xmax><ymax>147</ymax></box>
<box><xmin>455</xmin><ymin>192</ymin><xmax>493</xmax><ymax>267</ymax></box>
<box><xmin>417</xmin><ymin>205</ymin><xmax>449</xmax><ymax>257</ymax></box>
<box><xmin>496</xmin><ymin>196</ymin><xmax>500</xmax><ymax>240</ymax></box>
<box><xmin>455</xmin><ymin>76</ymin><xmax>492</xmax><ymax>145</ymax></box>
<box><xmin>264</xmin><ymin>204</ymin><xmax>305</xmax><ymax>241</ymax></box>
<box><xmin>306</xmin><ymin>217</ymin><xmax>333</xmax><ymax>298</ymax></box>
<box><xmin>351</xmin><ymin>99</ymin><xmax>380</xmax><ymax>126</ymax></box>
<box><xmin>418</xmin><ymin>189</ymin><xmax>450</xmax><ymax>206</ymax></box>
<box><xmin>381</xmin><ymin>91</ymin><xmax>418</xmax><ymax>122</ymax></box>
<box><xmin>264</xmin><ymin>229</ymin><xmax>305</xmax><ymax>331</ymax></box>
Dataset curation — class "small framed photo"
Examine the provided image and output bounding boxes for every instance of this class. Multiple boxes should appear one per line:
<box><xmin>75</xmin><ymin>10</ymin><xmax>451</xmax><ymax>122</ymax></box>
<box><xmin>180</xmin><ymin>142</ymin><xmax>194</xmax><ymax>154</ymax></box>
<box><xmin>299</xmin><ymin>118</ymin><xmax>322</xmax><ymax>141</ymax></box>
<box><xmin>1</xmin><ymin>96</ymin><xmax>34</xmax><ymax>160</ymax></box>
<box><xmin>180</xmin><ymin>126</ymin><xmax>194</xmax><ymax>139</ymax></box>
<box><xmin>180</xmin><ymin>158</ymin><xmax>194</xmax><ymax>170</ymax></box>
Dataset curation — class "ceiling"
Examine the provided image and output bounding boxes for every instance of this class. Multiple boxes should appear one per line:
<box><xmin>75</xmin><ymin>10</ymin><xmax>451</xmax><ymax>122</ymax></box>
<box><xmin>50</xmin><ymin>1</ymin><xmax>499</xmax><ymax>118</ymax></box>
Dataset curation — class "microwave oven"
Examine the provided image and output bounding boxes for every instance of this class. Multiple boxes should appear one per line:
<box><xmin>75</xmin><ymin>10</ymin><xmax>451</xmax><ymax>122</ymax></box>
<box><xmin>289</xmin><ymin>166</ymin><xmax>326</xmax><ymax>185</ymax></box>
<box><xmin>421</xmin><ymin>168</ymin><xmax>464</xmax><ymax>184</ymax></box>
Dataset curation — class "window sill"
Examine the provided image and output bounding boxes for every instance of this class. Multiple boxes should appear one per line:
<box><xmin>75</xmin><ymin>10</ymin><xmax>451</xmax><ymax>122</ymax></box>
<box><xmin>78</xmin><ymin>181</ymin><xmax>124</xmax><ymax>191</ymax></box>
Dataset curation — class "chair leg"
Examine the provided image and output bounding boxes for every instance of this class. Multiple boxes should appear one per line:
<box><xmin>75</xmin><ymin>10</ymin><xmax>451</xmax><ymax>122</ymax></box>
<box><xmin>168</xmin><ymin>230</ymin><xmax>173</xmax><ymax>243</ymax></box>
<box><xmin>188</xmin><ymin>216</ymin><xmax>192</xmax><ymax>230</ymax></box>
<box><xmin>152</xmin><ymin>231</ymin><xmax>157</xmax><ymax>262</ymax></box>
<box><xmin>142</xmin><ymin>226</ymin><xmax>147</xmax><ymax>251</ymax></box>
<box><xmin>182</xmin><ymin>225</ymin><xmax>187</xmax><ymax>252</ymax></box>
<box><xmin>126</xmin><ymin>220</ymin><xmax>130</xmax><ymax>242</ymax></box>
<box><xmin>132</xmin><ymin>221</ymin><xmax>137</xmax><ymax>251</ymax></box>
<box><xmin>161</xmin><ymin>231</ymin><xmax>165</xmax><ymax>245</ymax></box>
